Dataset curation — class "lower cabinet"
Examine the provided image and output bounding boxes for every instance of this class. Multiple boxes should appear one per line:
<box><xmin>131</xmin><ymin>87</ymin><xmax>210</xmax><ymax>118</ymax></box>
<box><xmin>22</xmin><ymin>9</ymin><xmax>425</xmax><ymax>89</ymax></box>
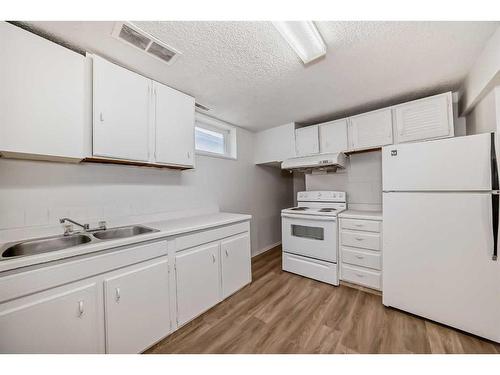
<box><xmin>175</xmin><ymin>243</ymin><xmax>221</xmax><ymax>326</ymax></box>
<box><xmin>221</xmin><ymin>232</ymin><xmax>251</xmax><ymax>299</ymax></box>
<box><xmin>174</xmin><ymin>226</ymin><xmax>252</xmax><ymax>327</ymax></box>
<box><xmin>104</xmin><ymin>257</ymin><xmax>170</xmax><ymax>354</ymax></box>
<box><xmin>0</xmin><ymin>280</ymin><xmax>103</xmax><ymax>354</ymax></box>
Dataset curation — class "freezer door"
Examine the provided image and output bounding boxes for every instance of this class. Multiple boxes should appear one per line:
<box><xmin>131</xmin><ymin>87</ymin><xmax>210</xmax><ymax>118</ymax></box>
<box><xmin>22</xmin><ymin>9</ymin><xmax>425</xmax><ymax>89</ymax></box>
<box><xmin>383</xmin><ymin>192</ymin><xmax>500</xmax><ymax>342</ymax></box>
<box><xmin>382</xmin><ymin>133</ymin><xmax>493</xmax><ymax>191</ymax></box>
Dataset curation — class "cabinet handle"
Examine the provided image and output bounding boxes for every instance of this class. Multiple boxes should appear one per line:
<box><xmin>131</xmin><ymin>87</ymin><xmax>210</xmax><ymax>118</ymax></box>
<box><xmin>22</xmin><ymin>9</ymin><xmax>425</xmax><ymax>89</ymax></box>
<box><xmin>212</xmin><ymin>254</ymin><xmax>216</xmax><ymax>263</ymax></box>
<box><xmin>225</xmin><ymin>249</ymin><xmax>229</xmax><ymax>257</ymax></box>
<box><xmin>115</xmin><ymin>287</ymin><xmax>121</xmax><ymax>302</ymax></box>
<box><xmin>355</xmin><ymin>237</ymin><xmax>364</xmax><ymax>241</ymax></box>
<box><xmin>355</xmin><ymin>273</ymin><xmax>365</xmax><ymax>278</ymax></box>
<box><xmin>355</xmin><ymin>224</ymin><xmax>364</xmax><ymax>227</ymax></box>
<box><xmin>99</xmin><ymin>112</ymin><xmax>104</xmax><ymax>122</ymax></box>
<box><xmin>78</xmin><ymin>300</ymin><xmax>84</xmax><ymax>317</ymax></box>
<box><xmin>355</xmin><ymin>255</ymin><xmax>364</xmax><ymax>259</ymax></box>
<box><xmin>187</xmin><ymin>151</ymin><xmax>191</xmax><ymax>159</ymax></box>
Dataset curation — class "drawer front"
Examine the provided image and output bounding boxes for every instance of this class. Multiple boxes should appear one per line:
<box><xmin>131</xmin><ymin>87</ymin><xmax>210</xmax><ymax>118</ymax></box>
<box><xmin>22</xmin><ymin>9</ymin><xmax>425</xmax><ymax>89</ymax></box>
<box><xmin>341</xmin><ymin>264</ymin><xmax>381</xmax><ymax>290</ymax></box>
<box><xmin>341</xmin><ymin>218</ymin><xmax>380</xmax><ymax>233</ymax></box>
<box><xmin>341</xmin><ymin>247</ymin><xmax>381</xmax><ymax>270</ymax></box>
<box><xmin>176</xmin><ymin>221</ymin><xmax>249</xmax><ymax>252</ymax></box>
<box><xmin>282</xmin><ymin>252</ymin><xmax>338</xmax><ymax>285</ymax></box>
<box><xmin>341</xmin><ymin>231</ymin><xmax>381</xmax><ymax>251</ymax></box>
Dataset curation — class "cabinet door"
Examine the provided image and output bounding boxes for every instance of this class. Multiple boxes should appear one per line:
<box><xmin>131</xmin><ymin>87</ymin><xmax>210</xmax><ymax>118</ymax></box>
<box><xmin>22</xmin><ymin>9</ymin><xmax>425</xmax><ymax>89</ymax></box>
<box><xmin>0</xmin><ymin>22</ymin><xmax>85</xmax><ymax>160</ymax></box>
<box><xmin>394</xmin><ymin>93</ymin><xmax>453</xmax><ymax>143</ymax></box>
<box><xmin>319</xmin><ymin>119</ymin><xmax>348</xmax><ymax>154</ymax></box>
<box><xmin>104</xmin><ymin>257</ymin><xmax>170</xmax><ymax>354</ymax></box>
<box><xmin>295</xmin><ymin>125</ymin><xmax>319</xmax><ymax>156</ymax></box>
<box><xmin>348</xmin><ymin>109</ymin><xmax>393</xmax><ymax>151</ymax></box>
<box><xmin>154</xmin><ymin>82</ymin><xmax>195</xmax><ymax>167</ymax></box>
<box><xmin>221</xmin><ymin>232</ymin><xmax>251</xmax><ymax>299</ymax></box>
<box><xmin>92</xmin><ymin>55</ymin><xmax>150</xmax><ymax>161</ymax></box>
<box><xmin>0</xmin><ymin>281</ymin><xmax>102</xmax><ymax>353</ymax></box>
<box><xmin>175</xmin><ymin>242</ymin><xmax>221</xmax><ymax>326</ymax></box>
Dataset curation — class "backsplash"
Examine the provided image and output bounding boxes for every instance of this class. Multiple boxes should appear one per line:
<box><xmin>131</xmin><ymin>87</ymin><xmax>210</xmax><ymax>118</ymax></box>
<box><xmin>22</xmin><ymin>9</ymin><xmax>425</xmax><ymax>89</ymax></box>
<box><xmin>305</xmin><ymin>150</ymin><xmax>383</xmax><ymax>211</ymax></box>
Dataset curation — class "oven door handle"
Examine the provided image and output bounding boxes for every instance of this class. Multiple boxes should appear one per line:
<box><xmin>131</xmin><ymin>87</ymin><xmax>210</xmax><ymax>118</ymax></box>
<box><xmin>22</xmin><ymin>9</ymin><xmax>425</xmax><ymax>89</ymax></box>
<box><xmin>281</xmin><ymin>213</ymin><xmax>337</xmax><ymax>221</ymax></box>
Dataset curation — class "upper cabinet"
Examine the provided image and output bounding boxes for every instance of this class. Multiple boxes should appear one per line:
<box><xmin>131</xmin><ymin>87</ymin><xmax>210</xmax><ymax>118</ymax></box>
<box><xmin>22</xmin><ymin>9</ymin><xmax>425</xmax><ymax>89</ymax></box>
<box><xmin>154</xmin><ymin>81</ymin><xmax>195</xmax><ymax>167</ymax></box>
<box><xmin>92</xmin><ymin>55</ymin><xmax>150</xmax><ymax>162</ymax></box>
<box><xmin>254</xmin><ymin>123</ymin><xmax>296</xmax><ymax>165</ymax></box>
<box><xmin>393</xmin><ymin>92</ymin><xmax>454</xmax><ymax>144</ymax></box>
<box><xmin>91</xmin><ymin>55</ymin><xmax>195</xmax><ymax>168</ymax></box>
<box><xmin>319</xmin><ymin>119</ymin><xmax>349</xmax><ymax>154</ymax></box>
<box><xmin>295</xmin><ymin>125</ymin><xmax>320</xmax><ymax>156</ymax></box>
<box><xmin>0</xmin><ymin>22</ymin><xmax>85</xmax><ymax>162</ymax></box>
<box><xmin>348</xmin><ymin>108</ymin><xmax>393</xmax><ymax>151</ymax></box>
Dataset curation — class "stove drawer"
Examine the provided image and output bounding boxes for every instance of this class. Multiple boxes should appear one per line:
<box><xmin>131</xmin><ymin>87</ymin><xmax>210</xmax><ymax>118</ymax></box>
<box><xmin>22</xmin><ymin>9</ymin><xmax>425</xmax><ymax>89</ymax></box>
<box><xmin>341</xmin><ymin>247</ymin><xmax>381</xmax><ymax>270</ymax></box>
<box><xmin>282</xmin><ymin>252</ymin><xmax>338</xmax><ymax>285</ymax></box>
<box><xmin>341</xmin><ymin>264</ymin><xmax>381</xmax><ymax>290</ymax></box>
<box><xmin>341</xmin><ymin>218</ymin><xmax>380</xmax><ymax>233</ymax></box>
<box><xmin>341</xmin><ymin>231</ymin><xmax>381</xmax><ymax>251</ymax></box>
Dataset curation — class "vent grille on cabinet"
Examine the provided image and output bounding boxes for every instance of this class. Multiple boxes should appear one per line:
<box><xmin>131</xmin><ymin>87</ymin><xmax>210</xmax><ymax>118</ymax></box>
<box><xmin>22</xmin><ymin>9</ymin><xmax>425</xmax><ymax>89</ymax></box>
<box><xmin>112</xmin><ymin>22</ymin><xmax>180</xmax><ymax>65</ymax></box>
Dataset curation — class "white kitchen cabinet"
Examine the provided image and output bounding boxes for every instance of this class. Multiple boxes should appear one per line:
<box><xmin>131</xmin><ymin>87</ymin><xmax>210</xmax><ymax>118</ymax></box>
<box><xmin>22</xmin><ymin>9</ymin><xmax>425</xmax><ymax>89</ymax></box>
<box><xmin>0</xmin><ymin>22</ymin><xmax>85</xmax><ymax>162</ymax></box>
<box><xmin>348</xmin><ymin>109</ymin><xmax>393</xmax><ymax>151</ymax></box>
<box><xmin>393</xmin><ymin>92</ymin><xmax>454</xmax><ymax>144</ymax></box>
<box><xmin>254</xmin><ymin>122</ymin><xmax>296</xmax><ymax>165</ymax></box>
<box><xmin>104</xmin><ymin>257</ymin><xmax>170</xmax><ymax>354</ymax></box>
<box><xmin>175</xmin><ymin>242</ymin><xmax>221</xmax><ymax>326</ymax></box>
<box><xmin>319</xmin><ymin>119</ymin><xmax>349</xmax><ymax>154</ymax></box>
<box><xmin>92</xmin><ymin>55</ymin><xmax>151</xmax><ymax>162</ymax></box>
<box><xmin>221</xmin><ymin>232</ymin><xmax>251</xmax><ymax>298</ymax></box>
<box><xmin>0</xmin><ymin>280</ymin><xmax>103</xmax><ymax>354</ymax></box>
<box><xmin>295</xmin><ymin>125</ymin><xmax>319</xmax><ymax>156</ymax></box>
<box><xmin>154</xmin><ymin>81</ymin><xmax>195</xmax><ymax>167</ymax></box>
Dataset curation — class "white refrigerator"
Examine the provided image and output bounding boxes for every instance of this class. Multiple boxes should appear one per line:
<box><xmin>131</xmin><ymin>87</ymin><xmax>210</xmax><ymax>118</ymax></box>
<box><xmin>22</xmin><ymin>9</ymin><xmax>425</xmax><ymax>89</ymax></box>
<box><xmin>382</xmin><ymin>132</ymin><xmax>500</xmax><ymax>343</ymax></box>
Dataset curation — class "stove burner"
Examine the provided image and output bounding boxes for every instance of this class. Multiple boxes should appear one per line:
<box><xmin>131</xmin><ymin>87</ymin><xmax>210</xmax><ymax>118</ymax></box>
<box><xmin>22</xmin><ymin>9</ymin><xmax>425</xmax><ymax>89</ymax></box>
<box><xmin>318</xmin><ymin>208</ymin><xmax>336</xmax><ymax>212</ymax></box>
<box><xmin>290</xmin><ymin>207</ymin><xmax>308</xmax><ymax>211</ymax></box>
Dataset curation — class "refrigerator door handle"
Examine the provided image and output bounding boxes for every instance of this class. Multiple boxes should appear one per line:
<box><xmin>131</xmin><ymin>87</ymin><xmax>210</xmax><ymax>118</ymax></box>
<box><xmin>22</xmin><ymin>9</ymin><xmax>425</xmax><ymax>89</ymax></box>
<box><xmin>490</xmin><ymin>133</ymin><xmax>499</xmax><ymax>261</ymax></box>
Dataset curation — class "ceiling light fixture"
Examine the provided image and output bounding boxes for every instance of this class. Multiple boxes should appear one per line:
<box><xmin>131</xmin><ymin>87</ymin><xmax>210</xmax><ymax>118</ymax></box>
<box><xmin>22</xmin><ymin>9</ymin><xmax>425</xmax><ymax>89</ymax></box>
<box><xmin>272</xmin><ymin>21</ymin><xmax>326</xmax><ymax>64</ymax></box>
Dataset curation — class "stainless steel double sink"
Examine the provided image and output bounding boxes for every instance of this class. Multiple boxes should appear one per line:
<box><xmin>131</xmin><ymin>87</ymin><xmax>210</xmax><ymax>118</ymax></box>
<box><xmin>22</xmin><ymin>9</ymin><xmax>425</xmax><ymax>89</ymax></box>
<box><xmin>0</xmin><ymin>225</ymin><xmax>159</xmax><ymax>261</ymax></box>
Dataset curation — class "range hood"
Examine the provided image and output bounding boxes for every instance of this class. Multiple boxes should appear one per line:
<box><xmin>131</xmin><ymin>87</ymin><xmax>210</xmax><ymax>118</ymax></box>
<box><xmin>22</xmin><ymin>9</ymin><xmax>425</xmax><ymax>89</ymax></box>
<box><xmin>281</xmin><ymin>152</ymin><xmax>347</xmax><ymax>173</ymax></box>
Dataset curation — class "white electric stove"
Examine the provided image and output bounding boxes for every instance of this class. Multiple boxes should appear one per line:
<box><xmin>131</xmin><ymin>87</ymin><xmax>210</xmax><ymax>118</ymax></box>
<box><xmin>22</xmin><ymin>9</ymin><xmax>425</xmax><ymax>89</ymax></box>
<box><xmin>281</xmin><ymin>191</ymin><xmax>346</xmax><ymax>285</ymax></box>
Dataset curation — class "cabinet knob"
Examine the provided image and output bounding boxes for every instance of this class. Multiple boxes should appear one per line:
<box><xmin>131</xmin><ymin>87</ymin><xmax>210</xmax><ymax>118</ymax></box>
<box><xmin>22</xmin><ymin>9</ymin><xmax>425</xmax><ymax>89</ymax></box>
<box><xmin>115</xmin><ymin>287</ymin><xmax>121</xmax><ymax>302</ymax></box>
<box><xmin>78</xmin><ymin>300</ymin><xmax>84</xmax><ymax>317</ymax></box>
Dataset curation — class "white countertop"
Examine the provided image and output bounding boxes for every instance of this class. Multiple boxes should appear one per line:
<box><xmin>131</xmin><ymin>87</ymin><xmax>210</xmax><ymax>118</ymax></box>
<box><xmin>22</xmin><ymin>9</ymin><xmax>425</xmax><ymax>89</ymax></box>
<box><xmin>0</xmin><ymin>212</ymin><xmax>251</xmax><ymax>273</ymax></box>
<box><xmin>338</xmin><ymin>210</ymin><xmax>383</xmax><ymax>220</ymax></box>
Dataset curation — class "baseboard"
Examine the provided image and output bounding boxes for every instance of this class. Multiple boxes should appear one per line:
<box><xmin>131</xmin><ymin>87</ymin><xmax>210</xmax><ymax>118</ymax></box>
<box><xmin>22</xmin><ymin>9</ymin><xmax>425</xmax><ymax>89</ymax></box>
<box><xmin>252</xmin><ymin>241</ymin><xmax>281</xmax><ymax>257</ymax></box>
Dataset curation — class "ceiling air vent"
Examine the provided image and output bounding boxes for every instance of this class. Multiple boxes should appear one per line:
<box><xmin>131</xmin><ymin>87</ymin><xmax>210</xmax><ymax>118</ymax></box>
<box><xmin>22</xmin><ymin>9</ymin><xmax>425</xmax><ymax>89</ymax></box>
<box><xmin>112</xmin><ymin>22</ymin><xmax>180</xmax><ymax>65</ymax></box>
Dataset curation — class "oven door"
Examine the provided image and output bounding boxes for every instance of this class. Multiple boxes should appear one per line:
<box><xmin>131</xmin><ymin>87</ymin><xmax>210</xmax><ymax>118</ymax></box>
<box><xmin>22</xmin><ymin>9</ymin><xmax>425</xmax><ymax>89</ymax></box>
<box><xmin>281</xmin><ymin>213</ymin><xmax>338</xmax><ymax>262</ymax></box>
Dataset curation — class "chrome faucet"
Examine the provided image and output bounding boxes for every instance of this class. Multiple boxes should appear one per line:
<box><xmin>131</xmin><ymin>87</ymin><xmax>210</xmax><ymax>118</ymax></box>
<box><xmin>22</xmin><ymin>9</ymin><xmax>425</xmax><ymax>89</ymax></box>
<box><xmin>59</xmin><ymin>218</ymin><xmax>107</xmax><ymax>235</ymax></box>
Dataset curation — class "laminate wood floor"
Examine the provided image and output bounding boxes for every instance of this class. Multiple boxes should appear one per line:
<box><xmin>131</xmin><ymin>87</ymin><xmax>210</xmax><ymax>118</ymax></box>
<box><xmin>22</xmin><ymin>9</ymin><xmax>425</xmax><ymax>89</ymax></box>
<box><xmin>146</xmin><ymin>246</ymin><xmax>500</xmax><ymax>354</ymax></box>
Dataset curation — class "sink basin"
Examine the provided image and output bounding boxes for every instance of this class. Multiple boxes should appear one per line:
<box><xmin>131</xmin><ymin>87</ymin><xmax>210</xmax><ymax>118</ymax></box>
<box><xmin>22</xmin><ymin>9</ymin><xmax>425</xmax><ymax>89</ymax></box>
<box><xmin>92</xmin><ymin>225</ymin><xmax>158</xmax><ymax>240</ymax></box>
<box><xmin>1</xmin><ymin>234</ymin><xmax>92</xmax><ymax>259</ymax></box>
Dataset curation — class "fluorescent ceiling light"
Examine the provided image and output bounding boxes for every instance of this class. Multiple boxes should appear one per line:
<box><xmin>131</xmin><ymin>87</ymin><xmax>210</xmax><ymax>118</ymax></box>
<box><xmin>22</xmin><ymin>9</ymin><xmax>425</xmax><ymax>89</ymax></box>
<box><xmin>272</xmin><ymin>21</ymin><xmax>326</xmax><ymax>64</ymax></box>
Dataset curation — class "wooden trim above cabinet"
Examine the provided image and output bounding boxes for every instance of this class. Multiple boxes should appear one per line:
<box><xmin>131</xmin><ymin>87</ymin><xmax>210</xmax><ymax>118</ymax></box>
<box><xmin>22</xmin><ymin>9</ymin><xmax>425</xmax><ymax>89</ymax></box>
<box><xmin>82</xmin><ymin>157</ymin><xmax>193</xmax><ymax>170</ymax></box>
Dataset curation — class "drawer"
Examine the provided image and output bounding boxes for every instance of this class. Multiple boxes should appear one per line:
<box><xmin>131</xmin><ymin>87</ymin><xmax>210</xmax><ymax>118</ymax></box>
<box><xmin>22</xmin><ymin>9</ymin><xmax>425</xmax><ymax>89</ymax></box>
<box><xmin>341</xmin><ymin>231</ymin><xmax>381</xmax><ymax>251</ymax></box>
<box><xmin>176</xmin><ymin>221</ymin><xmax>249</xmax><ymax>252</ymax></box>
<box><xmin>341</xmin><ymin>264</ymin><xmax>381</xmax><ymax>290</ymax></box>
<box><xmin>282</xmin><ymin>252</ymin><xmax>338</xmax><ymax>286</ymax></box>
<box><xmin>341</xmin><ymin>218</ymin><xmax>380</xmax><ymax>233</ymax></box>
<box><xmin>341</xmin><ymin>247</ymin><xmax>381</xmax><ymax>270</ymax></box>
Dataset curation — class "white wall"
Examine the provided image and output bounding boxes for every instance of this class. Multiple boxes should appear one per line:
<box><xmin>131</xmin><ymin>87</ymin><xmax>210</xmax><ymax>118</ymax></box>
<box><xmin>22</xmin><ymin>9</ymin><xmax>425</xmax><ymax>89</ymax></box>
<box><xmin>462</xmin><ymin>26</ymin><xmax>500</xmax><ymax>114</ymax></box>
<box><xmin>466</xmin><ymin>86</ymin><xmax>500</xmax><ymax>135</ymax></box>
<box><xmin>0</xmin><ymin>128</ymin><xmax>293</xmax><ymax>256</ymax></box>
<box><xmin>305</xmin><ymin>151</ymin><xmax>382</xmax><ymax>211</ymax></box>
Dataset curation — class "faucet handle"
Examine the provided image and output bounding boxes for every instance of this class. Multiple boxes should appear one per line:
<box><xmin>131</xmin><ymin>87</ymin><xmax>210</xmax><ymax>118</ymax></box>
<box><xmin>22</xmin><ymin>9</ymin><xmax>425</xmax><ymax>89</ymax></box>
<box><xmin>98</xmin><ymin>221</ymin><xmax>107</xmax><ymax>230</ymax></box>
<box><xmin>63</xmin><ymin>223</ymin><xmax>73</xmax><ymax>236</ymax></box>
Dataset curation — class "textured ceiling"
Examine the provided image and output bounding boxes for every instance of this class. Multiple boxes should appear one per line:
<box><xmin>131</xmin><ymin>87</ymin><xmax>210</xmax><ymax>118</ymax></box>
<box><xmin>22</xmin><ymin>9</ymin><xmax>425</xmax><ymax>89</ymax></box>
<box><xmin>22</xmin><ymin>21</ymin><xmax>500</xmax><ymax>131</ymax></box>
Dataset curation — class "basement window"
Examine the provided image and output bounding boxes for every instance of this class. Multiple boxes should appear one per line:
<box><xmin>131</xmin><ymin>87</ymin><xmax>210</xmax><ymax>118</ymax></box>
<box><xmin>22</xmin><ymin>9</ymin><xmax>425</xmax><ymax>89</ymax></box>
<box><xmin>195</xmin><ymin>113</ymin><xmax>237</xmax><ymax>159</ymax></box>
